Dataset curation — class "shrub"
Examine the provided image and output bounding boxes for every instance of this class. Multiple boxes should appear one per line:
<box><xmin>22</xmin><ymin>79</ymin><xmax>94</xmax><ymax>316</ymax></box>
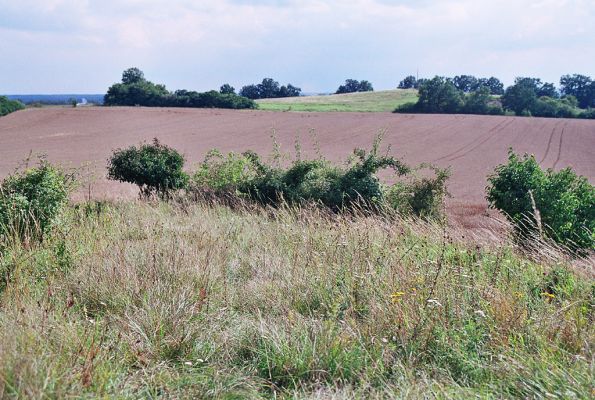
<box><xmin>486</xmin><ymin>150</ymin><xmax>594</xmax><ymax>252</ymax></box>
<box><xmin>0</xmin><ymin>160</ymin><xmax>71</xmax><ymax>243</ymax></box>
<box><xmin>107</xmin><ymin>139</ymin><xmax>189</xmax><ymax>198</ymax></box>
<box><xmin>191</xmin><ymin>138</ymin><xmax>450</xmax><ymax>218</ymax></box>
<box><xmin>0</xmin><ymin>96</ymin><xmax>25</xmax><ymax>117</ymax></box>
<box><xmin>386</xmin><ymin>166</ymin><xmax>451</xmax><ymax>219</ymax></box>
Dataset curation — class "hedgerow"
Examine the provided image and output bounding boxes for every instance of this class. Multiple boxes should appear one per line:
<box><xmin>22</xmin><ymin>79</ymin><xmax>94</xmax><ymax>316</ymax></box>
<box><xmin>191</xmin><ymin>137</ymin><xmax>450</xmax><ymax>218</ymax></box>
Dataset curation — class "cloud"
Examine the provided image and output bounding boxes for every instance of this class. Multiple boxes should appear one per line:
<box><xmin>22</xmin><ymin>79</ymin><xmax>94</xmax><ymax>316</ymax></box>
<box><xmin>0</xmin><ymin>0</ymin><xmax>593</xmax><ymax>93</ymax></box>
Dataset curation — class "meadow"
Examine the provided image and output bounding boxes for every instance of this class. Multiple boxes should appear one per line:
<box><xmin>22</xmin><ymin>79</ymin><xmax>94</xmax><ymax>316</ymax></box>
<box><xmin>0</xmin><ymin>198</ymin><xmax>593</xmax><ymax>398</ymax></box>
<box><xmin>256</xmin><ymin>90</ymin><xmax>418</xmax><ymax>112</ymax></box>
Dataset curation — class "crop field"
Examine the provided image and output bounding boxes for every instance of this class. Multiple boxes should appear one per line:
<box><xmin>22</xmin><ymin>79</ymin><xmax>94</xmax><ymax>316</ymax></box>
<box><xmin>256</xmin><ymin>89</ymin><xmax>418</xmax><ymax>112</ymax></box>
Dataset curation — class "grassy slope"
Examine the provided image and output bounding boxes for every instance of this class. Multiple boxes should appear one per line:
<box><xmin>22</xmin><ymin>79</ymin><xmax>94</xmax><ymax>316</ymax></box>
<box><xmin>0</xmin><ymin>201</ymin><xmax>593</xmax><ymax>398</ymax></box>
<box><xmin>256</xmin><ymin>89</ymin><xmax>418</xmax><ymax>112</ymax></box>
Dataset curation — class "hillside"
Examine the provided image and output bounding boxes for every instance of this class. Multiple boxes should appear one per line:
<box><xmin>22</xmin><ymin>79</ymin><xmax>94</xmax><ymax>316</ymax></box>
<box><xmin>256</xmin><ymin>89</ymin><xmax>418</xmax><ymax>112</ymax></box>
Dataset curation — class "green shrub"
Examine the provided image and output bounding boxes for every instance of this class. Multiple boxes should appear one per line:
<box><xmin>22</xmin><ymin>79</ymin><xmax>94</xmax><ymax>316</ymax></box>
<box><xmin>386</xmin><ymin>166</ymin><xmax>451</xmax><ymax>219</ymax></box>
<box><xmin>0</xmin><ymin>160</ymin><xmax>71</xmax><ymax>243</ymax></box>
<box><xmin>0</xmin><ymin>96</ymin><xmax>25</xmax><ymax>117</ymax></box>
<box><xmin>191</xmin><ymin>138</ymin><xmax>450</xmax><ymax>218</ymax></box>
<box><xmin>107</xmin><ymin>138</ymin><xmax>189</xmax><ymax>198</ymax></box>
<box><xmin>486</xmin><ymin>150</ymin><xmax>594</xmax><ymax>252</ymax></box>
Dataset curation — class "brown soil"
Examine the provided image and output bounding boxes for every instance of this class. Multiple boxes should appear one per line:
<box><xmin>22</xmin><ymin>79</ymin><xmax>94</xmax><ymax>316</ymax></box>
<box><xmin>1</xmin><ymin>107</ymin><xmax>594</xmax><ymax>233</ymax></box>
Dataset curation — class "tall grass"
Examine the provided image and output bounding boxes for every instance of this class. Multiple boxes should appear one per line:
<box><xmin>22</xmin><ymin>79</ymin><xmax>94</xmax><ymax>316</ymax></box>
<box><xmin>0</xmin><ymin>200</ymin><xmax>593</xmax><ymax>398</ymax></box>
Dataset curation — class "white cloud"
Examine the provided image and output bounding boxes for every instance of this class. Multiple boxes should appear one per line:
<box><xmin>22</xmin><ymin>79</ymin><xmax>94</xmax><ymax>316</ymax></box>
<box><xmin>0</xmin><ymin>0</ymin><xmax>593</xmax><ymax>93</ymax></box>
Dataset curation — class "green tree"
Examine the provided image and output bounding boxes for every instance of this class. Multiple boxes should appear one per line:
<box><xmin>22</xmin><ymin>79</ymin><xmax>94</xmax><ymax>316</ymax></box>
<box><xmin>453</xmin><ymin>75</ymin><xmax>479</xmax><ymax>93</ymax></box>
<box><xmin>560</xmin><ymin>74</ymin><xmax>594</xmax><ymax>108</ymax></box>
<box><xmin>219</xmin><ymin>84</ymin><xmax>235</xmax><ymax>95</ymax></box>
<box><xmin>336</xmin><ymin>79</ymin><xmax>374</xmax><ymax>94</ymax></box>
<box><xmin>462</xmin><ymin>86</ymin><xmax>491</xmax><ymax>114</ymax></box>
<box><xmin>239</xmin><ymin>84</ymin><xmax>260</xmax><ymax>99</ymax></box>
<box><xmin>121</xmin><ymin>67</ymin><xmax>145</xmax><ymax>85</ymax></box>
<box><xmin>398</xmin><ymin>75</ymin><xmax>417</xmax><ymax>89</ymax></box>
<box><xmin>416</xmin><ymin>76</ymin><xmax>464</xmax><ymax>113</ymax></box>
<box><xmin>502</xmin><ymin>79</ymin><xmax>538</xmax><ymax>115</ymax></box>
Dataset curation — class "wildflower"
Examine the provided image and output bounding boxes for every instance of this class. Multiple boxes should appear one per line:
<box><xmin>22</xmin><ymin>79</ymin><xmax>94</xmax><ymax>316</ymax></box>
<box><xmin>474</xmin><ymin>310</ymin><xmax>486</xmax><ymax>318</ymax></box>
<box><xmin>514</xmin><ymin>291</ymin><xmax>524</xmax><ymax>299</ymax></box>
<box><xmin>427</xmin><ymin>299</ymin><xmax>442</xmax><ymax>307</ymax></box>
<box><xmin>391</xmin><ymin>292</ymin><xmax>406</xmax><ymax>302</ymax></box>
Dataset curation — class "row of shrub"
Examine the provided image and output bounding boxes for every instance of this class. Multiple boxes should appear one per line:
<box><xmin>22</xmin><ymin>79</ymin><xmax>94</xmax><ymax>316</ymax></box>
<box><xmin>0</xmin><ymin>96</ymin><xmax>25</xmax><ymax>117</ymax></box>
<box><xmin>104</xmin><ymin>68</ymin><xmax>256</xmax><ymax>109</ymax></box>
<box><xmin>107</xmin><ymin>139</ymin><xmax>595</xmax><ymax>254</ymax></box>
<box><xmin>2</xmin><ymin>140</ymin><xmax>592</xmax><ymax>255</ymax></box>
<box><xmin>108</xmin><ymin>138</ymin><xmax>451</xmax><ymax>219</ymax></box>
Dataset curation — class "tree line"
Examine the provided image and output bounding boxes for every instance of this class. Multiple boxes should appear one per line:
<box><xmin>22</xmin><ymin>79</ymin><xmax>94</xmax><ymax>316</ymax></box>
<box><xmin>395</xmin><ymin>74</ymin><xmax>595</xmax><ymax>119</ymax></box>
<box><xmin>104</xmin><ymin>68</ymin><xmax>256</xmax><ymax>109</ymax></box>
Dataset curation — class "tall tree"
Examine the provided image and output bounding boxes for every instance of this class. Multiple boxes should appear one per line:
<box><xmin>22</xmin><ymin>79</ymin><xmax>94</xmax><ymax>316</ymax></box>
<box><xmin>560</xmin><ymin>74</ymin><xmax>594</xmax><ymax>108</ymax></box>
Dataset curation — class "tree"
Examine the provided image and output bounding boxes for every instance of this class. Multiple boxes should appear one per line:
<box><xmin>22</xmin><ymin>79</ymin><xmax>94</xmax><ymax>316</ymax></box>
<box><xmin>398</xmin><ymin>75</ymin><xmax>417</xmax><ymax>89</ymax></box>
<box><xmin>239</xmin><ymin>84</ymin><xmax>261</xmax><ymax>99</ymax></box>
<box><xmin>462</xmin><ymin>86</ymin><xmax>491</xmax><ymax>114</ymax></box>
<box><xmin>278</xmin><ymin>84</ymin><xmax>302</xmax><ymax>98</ymax></box>
<box><xmin>239</xmin><ymin>79</ymin><xmax>301</xmax><ymax>99</ymax></box>
<box><xmin>257</xmin><ymin>78</ymin><xmax>281</xmax><ymax>99</ymax></box>
<box><xmin>560</xmin><ymin>74</ymin><xmax>594</xmax><ymax>108</ymax></box>
<box><xmin>537</xmin><ymin>82</ymin><xmax>559</xmax><ymax>98</ymax></box>
<box><xmin>121</xmin><ymin>67</ymin><xmax>145</xmax><ymax>85</ymax></box>
<box><xmin>220</xmin><ymin>84</ymin><xmax>235</xmax><ymax>95</ymax></box>
<box><xmin>336</xmin><ymin>79</ymin><xmax>374</xmax><ymax>94</ymax></box>
<box><xmin>416</xmin><ymin>76</ymin><xmax>464</xmax><ymax>113</ymax></box>
<box><xmin>453</xmin><ymin>75</ymin><xmax>479</xmax><ymax>93</ymax></box>
<box><xmin>501</xmin><ymin>79</ymin><xmax>538</xmax><ymax>115</ymax></box>
<box><xmin>480</xmin><ymin>77</ymin><xmax>504</xmax><ymax>95</ymax></box>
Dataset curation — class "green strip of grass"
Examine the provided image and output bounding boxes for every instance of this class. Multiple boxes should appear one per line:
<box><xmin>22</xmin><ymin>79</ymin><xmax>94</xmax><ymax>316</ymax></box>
<box><xmin>256</xmin><ymin>89</ymin><xmax>418</xmax><ymax>112</ymax></box>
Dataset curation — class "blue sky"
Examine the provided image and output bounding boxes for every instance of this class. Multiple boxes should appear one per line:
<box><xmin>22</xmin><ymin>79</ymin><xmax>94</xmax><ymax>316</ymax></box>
<box><xmin>0</xmin><ymin>0</ymin><xmax>593</xmax><ymax>94</ymax></box>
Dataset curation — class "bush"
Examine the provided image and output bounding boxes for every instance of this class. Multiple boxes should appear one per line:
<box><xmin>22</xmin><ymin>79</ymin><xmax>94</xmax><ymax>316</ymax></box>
<box><xmin>191</xmin><ymin>138</ymin><xmax>450</xmax><ymax>218</ymax></box>
<box><xmin>0</xmin><ymin>96</ymin><xmax>25</xmax><ymax>117</ymax></box>
<box><xmin>486</xmin><ymin>150</ymin><xmax>594</xmax><ymax>252</ymax></box>
<box><xmin>386</xmin><ymin>166</ymin><xmax>451</xmax><ymax>219</ymax></box>
<box><xmin>107</xmin><ymin>139</ymin><xmax>189</xmax><ymax>198</ymax></box>
<box><xmin>0</xmin><ymin>160</ymin><xmax>71</xmax><ymax>243</ymax></box>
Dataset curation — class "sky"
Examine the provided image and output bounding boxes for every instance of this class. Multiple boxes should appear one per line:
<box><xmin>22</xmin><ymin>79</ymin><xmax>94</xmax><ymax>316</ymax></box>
<box><xmin>0</xmin><ymin>0</ymin><xmax>593</xmax><ymax>94</ymax></box>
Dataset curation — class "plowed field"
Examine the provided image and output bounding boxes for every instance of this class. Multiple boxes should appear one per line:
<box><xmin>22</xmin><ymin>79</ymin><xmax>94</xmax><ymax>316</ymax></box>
<box><xmin>1</xmin><ymin>107</ymin><xmax>594</xmax><ymax>230</ymax></box>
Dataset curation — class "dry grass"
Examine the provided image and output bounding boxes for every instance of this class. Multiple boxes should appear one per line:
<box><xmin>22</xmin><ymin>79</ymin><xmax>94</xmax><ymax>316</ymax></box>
<box><xmin>0</xmin><ymin>200</ymin><xmax>593</xmax><ymax>398</ymax></box>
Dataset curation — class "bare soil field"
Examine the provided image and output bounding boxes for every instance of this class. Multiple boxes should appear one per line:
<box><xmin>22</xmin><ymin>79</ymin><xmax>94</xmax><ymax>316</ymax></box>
<box><xmin>1</xmin><ymin>107</ymin><xmax>594</xmax><ymax>231</ymax></box>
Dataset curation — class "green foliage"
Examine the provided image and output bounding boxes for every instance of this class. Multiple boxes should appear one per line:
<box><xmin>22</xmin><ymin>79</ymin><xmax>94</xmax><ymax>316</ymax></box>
<box><xmin>219</xmin><ymin>83</ymin><xmax>235</xmax><ymax>95</ymax></box>
<box><xmin>107</xmin><ymin>139</ymin><xmax>189</xmax><ymax>198</ymax></box>
<box><xmin>415</xmin><ymin>76</ymin><xmax>464</xmax><ymax>113</ymax></box>
<box><xmin>560</xmin><ymin>74</ymin><xmax>594</xmax><ymax>109</ymax></box>
<box><xmin>239</xmin><ymin>78</ymin><xmax>301</xmax><ymax>99</ymax></box>
<box><xmin>486</xmin><ymin>150</ymin><xmax>595</xmax><ymax>252</ymax></box>
<box><xmin>104</xmin><ymin>68</ymin><xmax>256</xmax><ymax>109</ymax></box>
<box><xmin>0</xmin><ymin>160</ymin><xmax>71</xmax><ymax>243</ymax></box>
<box><xmin>336</xmin><ymin>79</ymin><xmax>374</xmax><ymax>94</ymax></box>
<box><xmin>191</xmin><ymin>138</ymin><xmax>449</xmax><ymax>218</ymax></box>
<box><xmin>0</xmin><ymin>96</ymin><xmax>25</xmax><ymax>117</ymax></box>
<box><xmin>386</xmin><ymin>166</ymin><xmax>451</xmax><ymax>219</ymax></box>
